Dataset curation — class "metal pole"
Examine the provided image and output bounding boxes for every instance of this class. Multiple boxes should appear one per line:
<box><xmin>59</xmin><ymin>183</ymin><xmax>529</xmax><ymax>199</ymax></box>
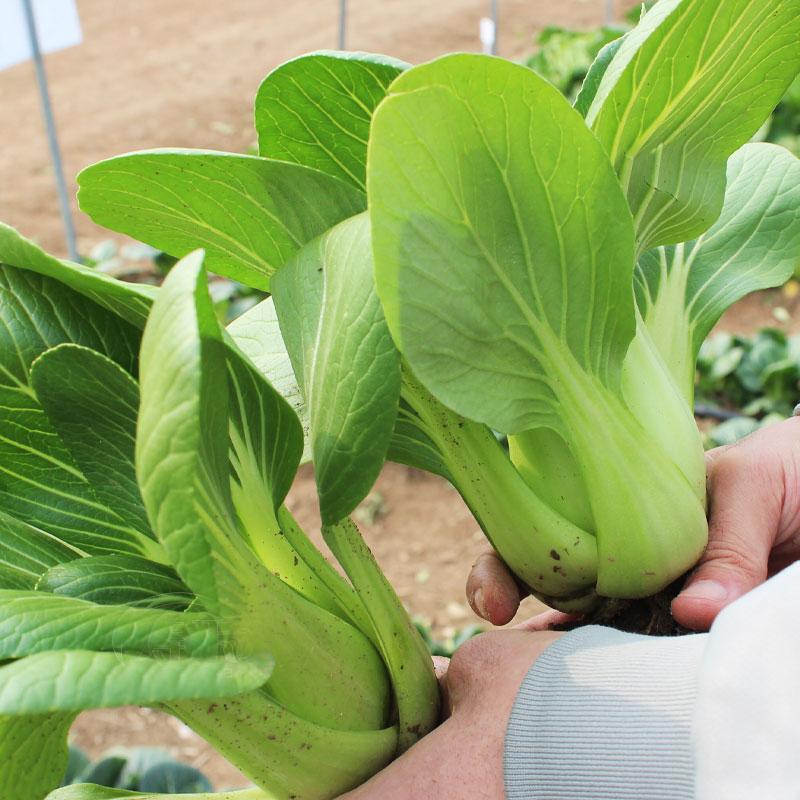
<box><xmin>490</xmin><ymin>0</ymin><xmax>498</xmax><ymax>55</ymax></box>
<box><xmin>339</xmin><ymin>0</ymin><xmax>347</xmax><ymax>50</ymax></box>
<box><xmin>605</xmin><ymin>0</ymin><xmax>614</xmax><ymax>24</ymax></box>
<box><xmin>20</xmin><ymin>0</ymin><xmax>79</xmax><ymax>263</ymax></box>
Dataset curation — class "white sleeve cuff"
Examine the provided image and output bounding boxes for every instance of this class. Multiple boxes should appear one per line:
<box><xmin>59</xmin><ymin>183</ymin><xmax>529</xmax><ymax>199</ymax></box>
<box><xmin>503</xmin><ymin>625</ymin><xmax>708</xmax><ymax>800</ymax></box>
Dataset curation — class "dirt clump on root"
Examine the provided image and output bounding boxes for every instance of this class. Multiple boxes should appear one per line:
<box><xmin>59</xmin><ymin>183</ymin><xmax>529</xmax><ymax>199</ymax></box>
<box><xmin>555</xmin><ymin>577</ymin><xmax>695</xmax><ymax>636</ymax></box>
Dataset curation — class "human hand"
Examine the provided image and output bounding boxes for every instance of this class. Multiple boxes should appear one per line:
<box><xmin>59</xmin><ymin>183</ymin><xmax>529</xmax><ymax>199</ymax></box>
<box><xmin>671</xmin><ymin>415</ymin><xmax>800</xmax><ymax>629</ymax></box>
<box><xmin>467</xmin><ymin>417</ymin><xmax>800</xmax><ymax>632</ymax></box>
<box><xmin>465</xmin><ymin>550</ymin><xmax>580</xmax><ymax>630</ymax></box>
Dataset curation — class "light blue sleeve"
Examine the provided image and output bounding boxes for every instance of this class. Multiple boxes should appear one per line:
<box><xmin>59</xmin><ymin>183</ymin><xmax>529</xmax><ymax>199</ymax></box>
<box><xmin>503</xmin><ymin>625</ymin><xmax>708</xmax><ymax>800</ymax></box>
<box><xmin>504</xmin><ymin>563</ymin><xmax>800</xmax><ymax>799</ymax></box>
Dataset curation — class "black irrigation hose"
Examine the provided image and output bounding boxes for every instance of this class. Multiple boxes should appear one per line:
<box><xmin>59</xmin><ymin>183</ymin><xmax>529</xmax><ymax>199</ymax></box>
<box><xmin>693</xmin><ymin>403</ymin><xmax>743</xmax><ymax>421</ymax></box>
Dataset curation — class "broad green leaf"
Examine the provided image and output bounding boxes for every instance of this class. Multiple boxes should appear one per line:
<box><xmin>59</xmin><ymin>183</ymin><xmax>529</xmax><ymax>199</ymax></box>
<box><xmin>273</xmin><ymin>213</ymin><xmax>401</xmax><ymax>524</ymax></box>
<box><xmin>137</xmin><ymin>253</ymin><xmax>391</xmax><ymax>727</ymax></box>
<box><xmin>0</xmin><ymin>565</ymin><xmax>30</xmax><ymax>590</ymax></box>
<box><xmin>386</xmin><ymin>399</ymin><xmax>452</xmax><ymax>481</ymax></box>
<box><xmin>0</xmin><ymin>223</ymin><xmax>156</xmax><ymax>328</ymax></box>
<box><xmin>573</xmin><ymin>32</ymin><xmax>626</xmax><ymax>116</ymax></box>
<box><xmin>636</xmin><ymin>144</ymin><xmax>800</xmax><ymax>400</ymax></box>
<box><xmin>0</xmin><ymin>590</ymin><xmax>220</xmax><ymax>659</ymax></box>
<box><xmin>0</xmin><ymin>511</ymin><xmax>82</xmax><ymax>589</ymax></box>
<box><xmin>38</xmin><ymin>555</ymin><xmax>191</xmax><ymax>610</ymax></box>
<box><xmin>0</xmin><ymin>651</ymin><xmax>273</xmax><ymax>713</ymax></box>
<box><xmin>78</xmin><ymin>150</ymin><xmax>366</xmax><ymax>291</ymax></box>
<box><xmin>31</xmin><ymin>345</ymin><xmax>152</xmax><ymax>539</ymax></box>
<box><xmin>227</xmin><ymin>296</ymin><xmax>311</xmax><ymax>462</ymax></box>
<box><xmin>226</xmin><ymin>343</ymin><xmax>302</xmax><ymax>523</ymax></box>
<box><xmin>47</xmin><ymin>787</ymin><xmax>268</xmax><ymax>800</ymax></box>
<box><xmin>0</xmin><ymin>266</ymin><xmax>159</xmax><ymax>558</ymax></box>
<box><xmin>370</xmin><ymin>54</ymin><xmax>636</xmax><ymax>435</ymax></box>
<box><xmin>0</xmin><ymin>712</ymin><xmax>75</xmax><ymax>800</ymax></box>
<box><xmin>136</xmin><ymin>251</ymin><xmax>258</xmax><ymax>619</ymax></box>
<box><xmin>256</xmin><ymin>51</ymin><xmax>408</xmax><ymax>192</ymax></box>
<box><xmin>369</xmin><ymin>54</ymin><xmax>707</xmax><ymax>597</ymax></box>
<box><xmin>585</xmin><ymin>0</ymin><xmax>800</xmax><ymax>254</ymax></box>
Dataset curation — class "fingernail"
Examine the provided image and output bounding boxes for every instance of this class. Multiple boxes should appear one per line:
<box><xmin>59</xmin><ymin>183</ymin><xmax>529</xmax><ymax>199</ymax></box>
<box><xmin>471</xmin><ymin>553</ymin><xmax>490</xmax><ymax>570</ymax></box>
<box><xmin>472</xmin><ymin>587</ymin><xmax>488</xmax><ymax>619</ymax></box>
<box><xmin>678</xmin><ymin>579</ymin><xmax>729</xmax><ymax>603</ymax></box>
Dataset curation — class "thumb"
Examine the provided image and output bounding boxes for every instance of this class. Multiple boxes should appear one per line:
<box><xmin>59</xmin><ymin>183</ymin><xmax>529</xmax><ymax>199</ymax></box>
<box><xmin>671</xmin><ymin>446</ymin><xmax>780</xmax><ymax>631</ymax></box>
<box><xmin>466</xmin><ymin>551</ymin><xmax>524</xmax><ymax>626</ymax></box>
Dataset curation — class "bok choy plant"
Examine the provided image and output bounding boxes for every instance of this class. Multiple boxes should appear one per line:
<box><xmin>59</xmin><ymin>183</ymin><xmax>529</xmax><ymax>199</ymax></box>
<box><xmin>4</xmin><ymin>1</ymin><xmax>800</xmax><ymax>794</ymax></box>
<box><xmin>74</xmin><ymin>0</ymin><xmax>800</xmax><ymax>620</ymax></box>
<box><xmin>0</xmin><ymin>225</ymin><xmax>437</xmax><ymax>800</ymax></box>
<box><xmin>366</xmin><ymin>0</ymin><xmax>800</xmax><ymax>610</ymax></box>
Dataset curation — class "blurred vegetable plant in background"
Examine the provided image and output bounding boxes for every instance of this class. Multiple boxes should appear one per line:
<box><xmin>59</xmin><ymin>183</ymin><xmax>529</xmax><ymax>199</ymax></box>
<box><xmin>523</xmin><ymin>25</ymin><xmax>623</xmax><ymax>102</ymax></box>
<box><xmin>60</xmin><ymin>747</ymin><xmax>212</xmax><ymax>794</ymax></box>
<box><xmin>82</xmin><ymin>239</ymin><xmax>266</xmax><ymax>324</ymax></box>
<box><xmin>696</xmin><ymin>329</ymin><xmax>800</xmax><ymax>446</ymax></box>
<box><xmin>762</xmin><ymin>75</ymin><xmax>800</xmax><ymax>161</ymax></box>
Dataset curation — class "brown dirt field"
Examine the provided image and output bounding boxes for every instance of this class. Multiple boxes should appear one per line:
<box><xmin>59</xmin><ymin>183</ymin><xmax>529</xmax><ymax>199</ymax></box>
<box><xmin>6</xmin><ymin>0</ymin><xmax>798</xmax><ymax>793</ymax></box>
<box><xmin>1</xmin><ymin>0</ymin><xmax>637</xmax><ymax>257</ymax></box>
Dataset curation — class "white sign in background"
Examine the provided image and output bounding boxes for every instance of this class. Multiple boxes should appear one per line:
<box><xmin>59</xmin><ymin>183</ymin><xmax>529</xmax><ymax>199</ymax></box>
<box><xmin>0</xmin><ymin>0</ymin><xmax>81</xmax><ymax>71</ymax></box>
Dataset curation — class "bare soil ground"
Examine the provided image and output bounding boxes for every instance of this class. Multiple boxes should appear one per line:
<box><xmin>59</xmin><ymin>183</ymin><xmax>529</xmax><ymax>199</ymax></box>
<box><xmin>1</xmin><ymin>0</ymin><xmax>638</xmax><ymax>257</ymax></box>
<box><xmin>4</xmin><ymin>0</ymin><xmax>798</xmax><ymax>792</ymax></box>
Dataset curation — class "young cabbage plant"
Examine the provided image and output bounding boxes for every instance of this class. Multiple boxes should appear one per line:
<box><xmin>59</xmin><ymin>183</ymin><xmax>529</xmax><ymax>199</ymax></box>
<box><xmin>72</xmin><ymin>49</ymin><xmax>594</xmax><ymax>609</ymax></box>
<box><xmin>367</xmin><ymin>0</ymin><xmax>800</xmax><ymax>607</ymax></box>
<box><xmin>75</xmin><ymin>0</ymin><xmax>800</xmax><ymax>616</ymax></box>
<box><xmin>0</xmin><ymin>225</ymin><xmax>437</xmax><ymax>800</ymax></box>
<box><xmin>59</xmin><ymin>745</ymin><xmax>214</xmax><ymax>794</ymax></box>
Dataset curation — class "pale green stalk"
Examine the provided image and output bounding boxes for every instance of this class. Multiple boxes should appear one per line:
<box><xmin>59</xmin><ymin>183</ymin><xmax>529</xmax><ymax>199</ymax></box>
<box><xmin>276</xmin><ymin>505</ymin><xmax>374</xmax><ymax>637</ymax></box>
<box><xmin>535</xmin><ymin>329</ymin><xmax>707</xmax><ymax>598</ymax></box>
<box><xmin>229</xmin><ymin>445</ymin><xmax>368</xmax><ymax>630</ymax></box>
<box><xmin>620</xmin><ymin>314</ymin><xmax>706</xmax><ymax>503</ymax></box>
<box><xmin>322</xmin><ymin>517</ymin><xmax>439</xmax><ymax>752</ymax></box>
<box><xmin>399</xmin><ymin>364</ymin><xmax>599</xmax><ymax>608</ymax></box>
<box><xmin>507</xmin><ymin>428</ymin><xmax>595</xmax><ymax>534</ymax></box>
<box><xmin>164</xmin><ymin>692</ymin><xmax>398</xmax><ymax>800</ymax></box>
